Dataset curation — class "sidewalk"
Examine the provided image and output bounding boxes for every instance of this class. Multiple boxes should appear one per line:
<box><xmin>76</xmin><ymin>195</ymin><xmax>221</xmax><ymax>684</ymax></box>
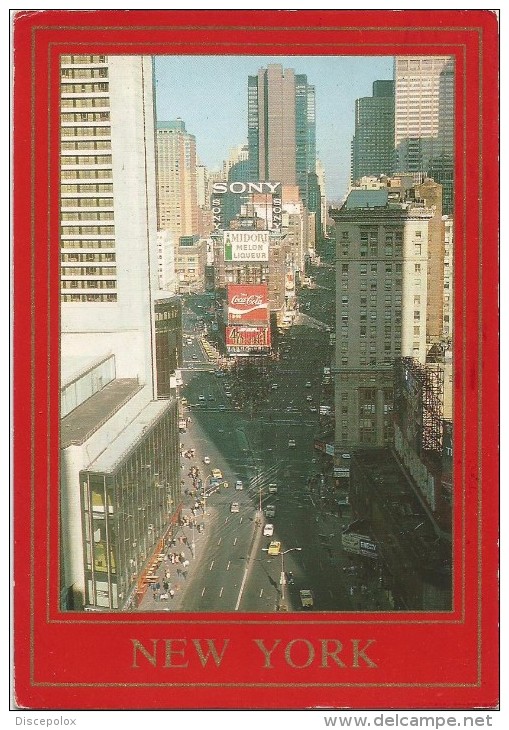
<box><xmin>138</xmin><ymin>502</ymin><xmax>219</xmax><ymax>611</ymax></box>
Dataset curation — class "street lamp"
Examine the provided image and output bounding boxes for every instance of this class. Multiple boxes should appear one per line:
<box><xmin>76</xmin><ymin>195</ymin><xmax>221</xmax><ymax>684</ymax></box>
<box><xmin>280</xmin><ymin>547</ymin><xmax>302</xmax><ymax>610</ymax></box>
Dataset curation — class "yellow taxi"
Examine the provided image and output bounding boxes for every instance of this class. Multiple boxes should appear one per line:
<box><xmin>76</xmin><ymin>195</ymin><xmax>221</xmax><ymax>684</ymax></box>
<box><xmin>211</xmin><ymin>468</ymin><xmax>223</xmax><ymax>479</ymax></box>
<box><xmin>267</xmin><ymin>541</ymin><xmax>281</xmax><ymax>556</ymax></box>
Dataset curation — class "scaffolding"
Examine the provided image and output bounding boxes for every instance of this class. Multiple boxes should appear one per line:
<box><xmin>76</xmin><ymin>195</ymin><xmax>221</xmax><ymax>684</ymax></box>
<box><xmin>394</xmin><ymin>357</ymin><xmax>444</xmax><ymax>455</ymax></box>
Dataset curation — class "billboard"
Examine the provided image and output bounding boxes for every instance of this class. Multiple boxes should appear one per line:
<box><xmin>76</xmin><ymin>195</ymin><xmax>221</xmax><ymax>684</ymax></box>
<box><xmin>227</xmin><ymin>284</ymin><xmax>269</xmax><ymax>324</ymax></box>
<box><xmin>225</xmin><ymin>325</ymin><xmax>271</xmax><ymax>354</ymax></box>
<box><xmin>224</xmin><ymin>230</ymin><xmax>270</xmax><ymax>262</ymax></box>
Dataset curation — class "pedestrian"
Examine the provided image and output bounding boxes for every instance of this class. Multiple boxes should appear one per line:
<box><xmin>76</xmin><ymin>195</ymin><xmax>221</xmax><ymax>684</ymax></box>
<box><xmin>176</xmin><ymin>568</ymin><xmax>181</xmax><ymax>578</ymax></box>
<box><xmin>169</xmin><ymin>589</ymin><xmax>175</xmax><ymax>599</ymax></box>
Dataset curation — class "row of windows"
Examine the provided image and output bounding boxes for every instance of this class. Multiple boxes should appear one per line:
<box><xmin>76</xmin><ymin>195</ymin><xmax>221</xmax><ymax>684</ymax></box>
<box><xmin>62</xmin><ymin>280</ymin><xmax>116</xmax><ymax>289</ymax></box>
<box><xmin>62</xmin><ymin>252</ymin><xmax>115</xmax><ymax>262</ymax></box>
<box><xmin>62</xmin><ymin>293</ymin><xmax>117</xmax><ymax>302</ymax></box>
<box><xmin>61</xmin><ymin>226</ymin><xmax>114</xmax><ymax>235</ymax></box>
<box><xmin>61</xmin><ymin>112</ymin><xmax>110</xmax><ymax>122</ymax></box>
<box><xmin>61</xmin><ymin>240</ymin><xmax>115</xmax><ymax>249</ymax></box>
<box><xmin>61</xmin><ymin>68</ymin><xmax>108</xmax><ymax>79</ymax></box>
<box><xmin>61</xmin><ymin>170</ymin><xmax>113</xmax><ymax>180</ymax></box>
<box><xmin>61</xmin><ymin>82</ymin><xmax>109</xmax><ymax>93</ymax></box>
<box><xmin>61</xmin><ymin>98</ymin><xmax>110</xmax><ymax>109</ymax></box>
<box><xmin>61</xmin><ymin>212</ymin><xmax>114</xmax><ymax>221</ymax></box>
<box><xmin>61</xmin><ymin>140</ymin><xmax>111</xmax><ymax>151</ymax></box>
<box><xmin>61</xmin><ymin>184</ymin><xmax>113</xmax><ymax>193</ymax></box>
<box><xmin>61</xmin><ymin>126</ymin><xmax>111</xmax><ymax>137</ymax></box>
<box><xmin>61</xmin><ymin>155</ymin><xmax>112</xmax><ymax>165</ymax></box>
<box><xmin>61</xmin><ymin>198</ymin><xmax>113</xmax><ymax>208</ymax></box>
<box><xmin>61</xmin><ymin>55</ymin><xmax>107</xmax><ymax>64</ymax></box>
<box><xmin>62</xmin><ymin>267</ymin><xmax>116</xmax><ymax>276</ymax></box>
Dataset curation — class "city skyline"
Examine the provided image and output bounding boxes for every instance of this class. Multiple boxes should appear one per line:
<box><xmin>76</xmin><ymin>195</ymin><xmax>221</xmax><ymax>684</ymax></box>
<box><xmin>155</xmin><ymin>55</ymin><xmax>394</xmax><ymax>200</ymax></box>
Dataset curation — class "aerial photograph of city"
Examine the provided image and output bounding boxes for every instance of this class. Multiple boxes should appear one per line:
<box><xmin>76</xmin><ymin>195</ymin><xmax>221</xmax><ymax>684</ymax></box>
<box><xmin>59</xmin><ymin>53</ymin><xmax>454</xmax><ymax>614</ymax></box>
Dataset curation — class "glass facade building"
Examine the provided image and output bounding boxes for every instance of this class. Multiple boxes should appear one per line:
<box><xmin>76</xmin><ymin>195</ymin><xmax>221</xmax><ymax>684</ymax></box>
<box><xmin>80</xmin><ymin>399</ymin><xmax>180</xmax><ymax>609</ymax></box>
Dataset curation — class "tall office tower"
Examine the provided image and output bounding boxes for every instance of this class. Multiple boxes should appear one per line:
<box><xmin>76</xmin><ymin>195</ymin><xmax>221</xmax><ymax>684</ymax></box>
<box><xmin>351</xmin><ymin>80</ymin><xmax>395</xmax><ymax>185</ymax></box>
<box><xmin>61</xmin><ymin>54</ymin><xmax>160</xmax><ymax>386</ymax></box>
<box><xmin>60</xmin><ymin>55</ymin><xmax>181</xmax><ymax>610</ymax></box>
<box><xmin>248</xmin><ymin>64</ymin><xmax>316</xmax><ymax>206</ymax></box>
<box><xmin>330</xmin><ymin>177</ymin><xmax>444</xmax><ymax>453</ymax></box>
<box><xmin>394</xmin><ymin>57</ymin><xmax>454</xmax><ymax>211</ymax></box>
<box><xmin>156</xmin><ymin>119</ymin><xmax>199</xmax><ymax>239</ymax></box>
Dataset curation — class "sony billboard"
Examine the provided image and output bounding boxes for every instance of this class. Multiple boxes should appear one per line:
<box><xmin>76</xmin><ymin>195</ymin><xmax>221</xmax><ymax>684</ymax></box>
<box><xmin>212</xmin><ymin>181</ymin><xmax>282</xmax><ymax>232</ymax></box>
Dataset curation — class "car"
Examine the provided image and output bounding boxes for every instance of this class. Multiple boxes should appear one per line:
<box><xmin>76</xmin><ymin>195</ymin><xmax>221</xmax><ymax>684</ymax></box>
<box><xmin>288</xmin><ymin>439</ymin><xmax>296</xmax><ymax>447</ymax></box>
<box><xmin>230</xmin><ymin>502</ymin><xmax>240</xmax><ymax>513</ymax></box>
<box><xmin>268</xmin><ymin>483</ymin><xmax>278</xmax><ymax>494</ymax></box>
<box><xmin>285</xmin><ymin>571</ymin><xmax>295</xmax><ymax>585</ymax></box>
<box><xmin>341</xmin><ymin>453</ymin><xmax>351</xmax><ymax>459</ymax></box>
<box><xmin>235</xmin><ymin>480</ymin><xmax>243</xmax><ymax>491</ymax></box>
<box><xmin>299</xmin><ymin>589</ymin><xmax>314</xmax><ymax>609</ymax></box>
<box><xmin>186</xmin><ymin>338</ymin><xmax>193</xmax><ymax>344</ymax></box>
<box><xmin>198</xmin><ymin>394</ymin><xmax>205</xmax><ymax>401</ymax></box>
<box><xmin>305</xmin><ymin>381</ymin><xmax>312</xmax><ymax>388</ymax></box>
<box><xmin>203</xmin><ymin>456</ymin><xmax>211</xmax><ymax>465</ymax></box>
<box><xmin>211</xmin><ymin>468</ymin><xmax>223</xmax><ymax>479</ymax></box>
<box><xmin>267</xmin><ymin>540</ymin><xmax>281</xmax><ymax>555</ymax></box>
<box><xmin>265</xmin><ymin>505</ymin><xmax>276</xmax><ymax>518</ymax></box>
<box><xmin>309</xmin><ymin>406</ymin><xmax>318</xmax><ymax>413</ymax></box>
<box><xmin>271</xmin><ymin>383</ymin><xmax>278</xmax><ymax>390</ymax></box>
<box><xmin>208</xmin><ymin>394</ymin><xmax>215</xmax><ymax>400</ymax></box>
<box><xmin>218</xmin><ymin>404</ymin><xmax>226</xmax><ymax>410</ymax></box>
<box><xmin>225</xmin><ymin>391</ymin><xmax>232</xmax><ymax>398</ymax></box>
<box><xmin>306</xmin><ymin>395</ymin><xmax>313</xmax><ymax>401</ymax></box>
<box><xmin>192</xmin><ymin>354</ymin><xmax>198</xmax><ymax>360</ymax></box>
<box><xmin>263</xmin><ymin>523</ymin><xmax>274</xmax><ymax>537</ymax></box>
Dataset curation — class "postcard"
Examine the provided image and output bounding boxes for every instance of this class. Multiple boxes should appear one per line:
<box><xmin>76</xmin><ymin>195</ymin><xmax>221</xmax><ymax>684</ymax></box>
<box><xmin>11</xmin><ymin>9</ymin><xmax>499</xmax><ymax>710</ymax></box>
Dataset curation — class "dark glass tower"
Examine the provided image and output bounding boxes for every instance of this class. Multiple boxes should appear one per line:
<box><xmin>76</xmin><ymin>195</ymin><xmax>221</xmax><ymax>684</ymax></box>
<box><xmin>351</xmin><ymin>80</ymin><xmax>395</xmax><ymax>185</ymax></box>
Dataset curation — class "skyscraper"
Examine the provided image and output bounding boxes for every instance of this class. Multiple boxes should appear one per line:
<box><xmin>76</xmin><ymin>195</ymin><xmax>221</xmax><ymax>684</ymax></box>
<box><xmin>351</xmin><ymin>80</ymin><xmax>395</xmax><ymax>184</ymax></box>
<box><xmin>394</xmin><ymin>56</ymin><xmax>454</xmax><ymax>211</ymax></box>
<box><xmin>156</xmin><ymin>119</ymin><xmax>199</xmax><ymax>239</ymax></box>
<box><xmin>248</xmin><ymin>64</ymin><xmax>316</xmax><ymax>206</ymax></box>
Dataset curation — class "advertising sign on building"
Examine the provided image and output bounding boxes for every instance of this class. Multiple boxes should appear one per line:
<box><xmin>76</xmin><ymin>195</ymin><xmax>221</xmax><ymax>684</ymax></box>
<box><xmin>341</xmin><ymin>531</ymin><xmax>378</xmax><ymax>559</ymax></box>
<box><xmin>227</xmin><ymin>284</ymin><xmax>269</xmax><ymax>324</ymax></box>
<box><xmin>225</xmin><ymin>325</ymin><xmax>271</xmax><ymax>354</ymax></box>
<box><xmin>223</xmin><ymin>231</ymin><xmax>270</xmax><ymax>262</ymax></box>
<box><xmin>212</xmin><ymin>181</ymin><xmax>281</xmax><ymax>232</ymax></box>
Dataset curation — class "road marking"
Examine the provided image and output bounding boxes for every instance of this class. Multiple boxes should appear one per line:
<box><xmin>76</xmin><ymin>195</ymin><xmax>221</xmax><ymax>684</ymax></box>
<box><xmin>219</xmin><ymin>587</ymin><xmax>224</xmax><ymax>598</ymax></box>
<box><xmin>209</xmin><ymin>560</ymin><xmax>214</xmax><ymax>571</ymax></box>
<box><xmin>227</xmin><ymin>561</ymin><xmax>231</xmax><ymax>571</ymax></box>
<box><xmin>259</xmin><ymin>589</ymin><xmax>263</xmax><ymax>598</ymax></box>
<box><xmin>233</xmin><ymin>537</ymin><xmax>237</xmax><ymax>546</ymax></box>
<box><xmin>240</xmin><ymin>517</ymin><xmax>243</xmax><ymax>524</ymax></box>
<box><xmin>329</xmin><ymin>589</ymin><xmax>333</xmax><ymax>599</ymax></box>
<box><xmin>217</xmin><ymin>537</ymin><xmax>222</xmax><ymax>545</ymax></box>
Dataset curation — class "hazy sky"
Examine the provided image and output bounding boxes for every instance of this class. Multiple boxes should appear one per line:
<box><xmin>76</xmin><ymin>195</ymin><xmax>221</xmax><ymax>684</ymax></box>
<box><xmin>154</xmin><ymin>55</ymin><xmax>394</xmax><ymax>201</ymax></box>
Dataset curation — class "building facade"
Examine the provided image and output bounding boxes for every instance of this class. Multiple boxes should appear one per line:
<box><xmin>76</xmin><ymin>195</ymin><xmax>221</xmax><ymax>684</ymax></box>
<box><xmin>331</xmin><ymin>180</ymin><xmax>444</xmax><ymax>453</ymax></box>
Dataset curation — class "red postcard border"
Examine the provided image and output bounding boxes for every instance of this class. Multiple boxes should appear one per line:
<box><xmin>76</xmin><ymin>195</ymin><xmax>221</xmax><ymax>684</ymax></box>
<box><xmin>12</xmin><ymin>9</ymin><xmax>499</xmax><ymax>710</ymax></box>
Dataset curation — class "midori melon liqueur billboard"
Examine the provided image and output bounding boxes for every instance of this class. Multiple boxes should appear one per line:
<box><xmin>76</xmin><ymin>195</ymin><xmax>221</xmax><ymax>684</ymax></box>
<box><xmin>223</xmin><ymin>230</ymin><xmax>270</xmax><ymax>262</ymax></box>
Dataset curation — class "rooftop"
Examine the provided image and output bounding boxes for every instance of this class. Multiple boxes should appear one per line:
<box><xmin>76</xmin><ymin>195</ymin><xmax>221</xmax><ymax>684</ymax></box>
<box><xmin>61</xmin><ymin>378</ymin><xmax>143</xmax><ymax>448</ymax></box>
<box><xmin>84</xmin><ymin>399</ymin><xmax>174</xmax><ymax>474</ymax></box>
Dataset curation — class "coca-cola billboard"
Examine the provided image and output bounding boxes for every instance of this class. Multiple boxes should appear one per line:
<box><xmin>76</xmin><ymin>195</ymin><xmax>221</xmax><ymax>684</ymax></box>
<box><xmin>227</xmin><ymin>284</ymin><xmax>269</xmax><ymax>324</ymax></box>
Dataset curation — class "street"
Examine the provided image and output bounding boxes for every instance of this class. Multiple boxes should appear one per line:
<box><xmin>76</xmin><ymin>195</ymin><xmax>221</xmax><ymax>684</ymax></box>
<box><xmin>139</xmin><ymin>275</ymin><xmax>390</xmax><ymax>612</ymax></box>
